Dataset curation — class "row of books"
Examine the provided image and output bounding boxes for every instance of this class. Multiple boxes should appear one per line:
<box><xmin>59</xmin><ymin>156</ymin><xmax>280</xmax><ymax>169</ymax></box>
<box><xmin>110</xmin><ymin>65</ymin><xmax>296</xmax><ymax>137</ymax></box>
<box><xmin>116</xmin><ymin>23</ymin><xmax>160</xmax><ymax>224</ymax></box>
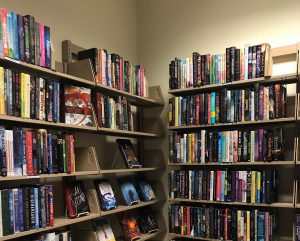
<box><xmin>169</xmin><ymin>204</ymin><xmax>276</xmax><ymax>241</ymax></box>
<box><xmin>94</xmin><ymin>208</ymin><xmax>159</xmax><ymax>241</ymax></box>
<box><xmin>0</xmin><ymin>8</ymin><xmax>52</xmax><ymax>68</ymax></box>
<box><xmin>0</xmin><ymin>185</ymin><xmax>54</xmax><ymax>237</ymax></box>
<box><xmin>168</xmin><ymin>84</ymin><xmax>287</xmax><ymax>127</ymax></box>
<box><xmin>0</xmin><ymin>127</ymin><xmax>75</xmax><ymax>177</ymax></box>
<box><xmin>95</xmin><ymin>93</ymin><xmax>133</xmax><ymax>130</ymax></box>
<box><xmin>78</xmin><ymin>48</ymin><xmax>148</xmax><ymax>97</ymax></box>
<box><xmin>0</xmin><ymin>68</ymin><xmax>60</xmax><ymax>121</ymax></box>
<box><xmin>169</xmin><ymin>128</ymin><xmax>283</xmax><ymax>164</ymax></box>
<box><xmin>30</xmin><ymin>231</ymin><xmax>72</xmax><ymax>241</ymax></box>
<box><xmin>169</xmin><ymin>43</ymin><xmax>271</xmax><ymax>89</ymax></box>
<box><xmin>64</xmin><ymin>178</ymin><xmax>156</xmax><ymax>218</ymax></box>
<box><xmin>168</xmin><ymin>170</ymin><xmax>278</xmax><ymax>204</ymax></box>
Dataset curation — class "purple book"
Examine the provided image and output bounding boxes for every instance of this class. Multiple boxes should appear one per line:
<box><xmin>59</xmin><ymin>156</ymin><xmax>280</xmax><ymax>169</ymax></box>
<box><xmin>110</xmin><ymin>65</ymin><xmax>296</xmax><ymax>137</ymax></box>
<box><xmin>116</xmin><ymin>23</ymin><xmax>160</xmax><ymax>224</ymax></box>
<box><xmin>296</xmin><ymin>214</ymin><xmax>300</xmax><ymax>241</ymax></box>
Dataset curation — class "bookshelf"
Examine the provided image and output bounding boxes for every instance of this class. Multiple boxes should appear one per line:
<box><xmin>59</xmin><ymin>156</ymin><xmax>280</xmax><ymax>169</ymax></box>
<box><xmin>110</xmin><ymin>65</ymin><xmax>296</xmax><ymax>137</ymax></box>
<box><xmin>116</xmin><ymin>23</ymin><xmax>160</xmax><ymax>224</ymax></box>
<box><xmin>0</xmin><ymin>40</ymin><xmax>165</xmax><ymax>241</ymax></box>
<box><xmin>167</xmin><ymin>43</ymin><xmax>300</xmax><ymax>241</ymax></box>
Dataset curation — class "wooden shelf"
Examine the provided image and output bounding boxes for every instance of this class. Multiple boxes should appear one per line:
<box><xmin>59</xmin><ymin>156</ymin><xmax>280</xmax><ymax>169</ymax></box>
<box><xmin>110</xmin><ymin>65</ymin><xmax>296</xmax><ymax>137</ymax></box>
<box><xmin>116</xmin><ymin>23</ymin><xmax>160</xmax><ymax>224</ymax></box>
<box><xmin>168</xmin><ymin>161</ymin><xmax>295</xmax><ymax>167</ymax></box>
<box><xmin>139</xmin><ymin>230</ymin><xmax>164</xmax><ymax>241</ymax></box>
<box><xmin>100</xmin><ymin>199</ymin><xmax>160</xmax><ymax>216</ymax></box>
<box><xmin>0</xmin><ymin>57</ymin><xmax>95</xmax><ymax>88</ymax></box>
<box><xmin>168</xmin><ymin>73</ymin><xmax>298</xmax><ymax>96</ymax></box>
<box><xmin>169</xmin><ymin>233</ymin><xmax>226</xmax><ymax>241</ymax></box>
<box><xmin>97</xmin><ymin>127</ymin><xmax>159</xmax><ymax>138</ymax></box>
<box><xmin>100</xmin><ymin>167</ymin><xmax>161</xmax><ymax>174</ymax></box>
<box><xmin>0</xmin><ymin>171</ymin><xmax>100</xmax><ymax>181</ymax></box>
<box><xmin>168</xmin><ymin>117</ymin><xmax>296</xmax><ymax>131</ymax></box>
<box><xmin>168</xmin><ymin>198</ymin><xmax>294</xmax><ymax>208</ymax></box>
<box><xmin>0</xmin><ymin>213</ymin><xmax>100</xmax><ymax>241</ymax></box>
<box><xmin>96</xmin><ymin>83</ymin><xmax>163</xmax><ymax>107</ymax></box>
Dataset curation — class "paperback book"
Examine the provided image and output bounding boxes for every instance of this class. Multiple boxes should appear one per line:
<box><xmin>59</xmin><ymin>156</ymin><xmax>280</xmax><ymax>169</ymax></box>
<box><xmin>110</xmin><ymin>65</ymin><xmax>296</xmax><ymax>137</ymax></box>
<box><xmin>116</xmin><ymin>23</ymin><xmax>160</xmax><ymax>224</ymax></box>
<box><xmin>94</xmin><ymin>218</ymin><xmax>116</xmax><ymax>241</ymax></box>
<box><xmin>94</xmin><ymin>180</ymin><xmax>118</xmax><ymax>211</ymax></box>
<box><xmin>118</xmin><ymin>178</ymin><xmax>140</xmax><ymax>206</ymax></box>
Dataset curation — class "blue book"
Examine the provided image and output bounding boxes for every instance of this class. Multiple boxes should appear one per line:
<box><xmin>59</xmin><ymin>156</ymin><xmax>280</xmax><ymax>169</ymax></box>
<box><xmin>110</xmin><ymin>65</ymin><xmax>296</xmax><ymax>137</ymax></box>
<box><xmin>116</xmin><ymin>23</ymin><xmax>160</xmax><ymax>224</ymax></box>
<box><xmin>42</xmin><ymin>130</ymin><xmax>48</xmax><ymax>174</ymax></box>
<box><xmin>191</xmin><ymin>170</ymin><xmax>195</xmax><ymax>198</ymax></box>
<box><xmin>257</xmin><ymin>212</ymin><xmax>265</xmax><ymax>241</ymax></box>
<box><xmin>44</xmin><ymin>26</ymin><xmax>51</xmax><ymax>68</ymax></box>
<box><xmin>220</xmin><ymin>171</ymin><xmax>225</xmax><ymax>201</ymax></box>
<box><xmin>18</xmin><ymin>189</ymin><xmax>24</xmax><ymax>232</ymax></box>
<box><xmin>210</xmin><ymin>92</ymin><xmax>215</xmax><ymax>124</ymax></box>
<box><xmin>48</xmin><ymin>134</ymin><xmax>53</xmax><ymax>174</ymax></box>
<box><xmin>33</xmin><ymin>187</ymin><xmax>39</xmax><ymax>229</ymax></box>
<box><xmin>13</xmin><ymin>128</ymin><xmax>23</xmax><ymax>175</ymax></box>
<box><xmin>17</xmin><ymin>14</ymin><xmax>25</xmax><ymax>61</ymax></box>
<box><xmin>8</xmin><ymin>189</ymin><xmax>14</xmax><ymax>234</ymax></box>
<box><xmin>218</xmin><ymin>132</ymin><xmax>222</xmax><ymax>163</ymax></box>
<box><xmin>12</xmin><ymin>12</ymin><xmax>19</xmax><ymax>60</ymax></box>
<box><xmin>7</xmin><ymin>12</ymin><xmax>13</xmax><ymax>58</ymax></box>
<box><xmin>221</xmin><ymin>132</ymin><xmax>226</xmax><ymax>163</ymax></box>
<box><xmin>256</xmin><ymin>171</ymin><xmax>261</xmax><ymax>203</ymax></box>
<box><xmin>13</xmin><ymin>189</ymin><xmax>20</xmax><ymax>233</ymax></box>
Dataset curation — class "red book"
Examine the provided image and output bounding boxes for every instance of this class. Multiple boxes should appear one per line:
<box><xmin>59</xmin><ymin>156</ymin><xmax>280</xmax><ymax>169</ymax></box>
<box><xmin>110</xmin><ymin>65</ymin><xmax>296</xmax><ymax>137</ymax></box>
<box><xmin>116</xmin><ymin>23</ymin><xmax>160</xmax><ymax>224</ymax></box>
<box><xmin>63</xmin><ymin>183</ymin><xmax>76</xmax><ymax>218</ymax></box>
<box><xmin>1</xmin><ymin>8</ymin><xmax>8</xmax><ymax>57</ymax></box>
<box><xmin>25</xmin><ymin>131</ymin><xmax>33</xmax><ymax>175</ymax></box>
<box><xmin>225</xmin><ymin>209</ymin><xmax>228</xmax><ymax>240</ymax></box>
<box><xmin>216</xmin><ymin>170</ymin><xmax>221</xmax><ymax>201</ymax></box>
<box><xmin>69</xmin><ymin>134</ymin><xmax>75</xmax><ymax>173</ymax></box>
<box><xmin>48</xmin><ymin>185</ymin><xmax>54</xmax><ymax>226</ymax></box>
<box><xmin>186</xmin><ymin>206</ymin><xmax>191</xmax><ymax>235</ymax></box>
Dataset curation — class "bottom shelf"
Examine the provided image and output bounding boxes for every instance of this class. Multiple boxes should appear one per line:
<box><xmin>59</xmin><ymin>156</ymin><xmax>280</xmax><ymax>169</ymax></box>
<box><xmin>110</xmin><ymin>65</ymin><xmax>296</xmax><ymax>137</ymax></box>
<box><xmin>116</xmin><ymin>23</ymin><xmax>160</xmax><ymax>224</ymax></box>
<box><xmin>0</xmin><ymin>213</ymin><xmax>100</xmax><ymax>241</ymax></box>
<box><xmin>138</xmin><ymin>230</ymin><xmax>165</xmax><ymax>241</ymax></box>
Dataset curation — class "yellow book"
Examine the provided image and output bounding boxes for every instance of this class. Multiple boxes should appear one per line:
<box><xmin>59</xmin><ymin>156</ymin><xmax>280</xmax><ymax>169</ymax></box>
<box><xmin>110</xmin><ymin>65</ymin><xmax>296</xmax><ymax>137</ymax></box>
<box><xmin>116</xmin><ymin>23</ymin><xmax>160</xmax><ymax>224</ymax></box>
<box><xmin>257</xmin><ymin>171</ymin><xmax>261</xmax><ymax>202</ymax></box>
<box><xmin>188</xmin><ymin>133</ymin><xmax>192</xmax><ymax>163</ymax></box>
<box><xmin>180</xmin><ymin>206</ymin><xmax>184</xmax><ymax>235</ymax></box>
<box><xmin>191</xmin><ymin>133</ymin><xmax>194</xmax><ymax>163</ymax></box>
<box><xmin>169</xmin><ymin>100</ymin><xmax>172</xmax><ymax>125</ymax></box>
<box><xmin>237</xmin><ymin>210</ymin><xmax>241</xmax><ymax>240</ymax></box>
<box><xmin>25</xmin><ymin>74</ymin><xmax>31</xmax><ymax>118</ymax></box>
<box><xmin>251</xmin><ymin>171</ymin><xmax>256</xmax><ymax>203</ymax></box>
<box><xmin>0</xmin><ymin>67</ymin><xmax>4</xmax><ymax>115</ymax></box>
<box><xmin>246</xmin><ymin>211</ymin><xmax>250</xmax><ymax>241</ymax></box>
<box><xmin>20</xmin><ymin>73</ymin><xmax>25</xmax><ymax>118</ymax></box>
<box><xmin>174</xmin><ymin>97</ymin><xmax>179</xmax><ymax>126</ymax></box>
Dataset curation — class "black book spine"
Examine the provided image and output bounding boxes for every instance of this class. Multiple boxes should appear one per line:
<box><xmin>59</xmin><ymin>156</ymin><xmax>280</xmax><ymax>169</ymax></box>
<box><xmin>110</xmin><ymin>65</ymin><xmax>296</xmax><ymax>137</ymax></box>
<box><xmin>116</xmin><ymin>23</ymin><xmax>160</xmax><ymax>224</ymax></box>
<box><xmin>247</xmin><ymin>171</ymin><xmax>252</xmax><ymax>203</ymax></box>
<box><xmin>27</xmin><ymin>15</ymin><xmax>36</xmax><ymax>64</ymax></box>
<box><xmin>256</xmin><ymin>45</ymin><xmax>262</xmax><ymax>78</ymax></box>
<box><xmin>226</xmin><ymin>48</ymin><xmax>231</xmax><ymax>83</ymax></box>
<box><xmin>201</xmin><ymin>55</ymin><xmax>205</xmax><ymax>85</ymax></box>
<box><xmin>192</xmin><ymin>53</ymin><xmax>199</xmax><ymax>87</ymax></box>
<box><xmin>29</xmin><ymin>187</ymin><xmax>35</xmax><ymax>229</ymax></box>
<box><xmin>230</xmin><ymin>47</ymin><xmax>236</xmax><ymax>81</ymax></box>
<box><xmin>234</xmin><ymin>49</ymin><xmax>240</xmax><ymax>81</ymax></box>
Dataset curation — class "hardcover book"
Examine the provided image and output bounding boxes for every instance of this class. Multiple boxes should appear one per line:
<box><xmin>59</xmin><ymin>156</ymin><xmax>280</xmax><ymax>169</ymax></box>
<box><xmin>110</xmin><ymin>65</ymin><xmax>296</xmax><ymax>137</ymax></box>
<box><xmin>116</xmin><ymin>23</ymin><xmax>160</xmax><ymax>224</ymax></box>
<box><xmin>63</xmin><ymin>180</ymin><xmax>90</xmax><ymax>218</ymax></box>
<box><xmin>116</xmin><ymin>139</ymin><xmax>141</xmax><ymax>169</ymax></box>
<box><xmin>94</xmin><ymin>180</ymin><xmax>117</xmax><ymax>211</ymax></box>
<box><xmin>118</xmin><ymin>178</ymin><xmax>140</xmax><ymax>206</ymax></box>
<box><xmin>136</xmin><ymin>208</ymin><xmax>159</xmax><ymax>234</ymax></box>
<box><xmin>64</xmin><ymin>85</ymin><xmax>93</xmax><ymax>126</ymax></box>
<box><xmin>137</xmin><ymin>180</ymin><xmax>156</xmax><ymax>202</ymax></box>
<box><xmin>94</xmin><ymin>218</ymin><xmax>116</xmax><ymax>241</ymax></box>
<box><xmin>119</xmin><ymin>212</ymin><xmax>141</xmax><ymax>241</ymax></box>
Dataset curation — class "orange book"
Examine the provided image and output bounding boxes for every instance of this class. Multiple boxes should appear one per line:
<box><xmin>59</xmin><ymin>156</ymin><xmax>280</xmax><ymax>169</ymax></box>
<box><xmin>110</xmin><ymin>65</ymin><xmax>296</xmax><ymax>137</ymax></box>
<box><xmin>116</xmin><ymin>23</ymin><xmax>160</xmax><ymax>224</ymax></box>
<box><xmin>1</xmin><ymin>8</ymin><xmax>8</xmax><ymax>57</ymax></box>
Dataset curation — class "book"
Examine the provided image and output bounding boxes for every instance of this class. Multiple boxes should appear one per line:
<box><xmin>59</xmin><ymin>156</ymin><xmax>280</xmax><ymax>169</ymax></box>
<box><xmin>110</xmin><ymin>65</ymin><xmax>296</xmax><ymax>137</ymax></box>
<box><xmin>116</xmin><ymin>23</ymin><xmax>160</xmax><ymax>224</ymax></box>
<box><xmin>63</xmin><ymin>180</ymin><xmax>90</xmax><ymax>218</ymax></box>
<box><xmin>64</xmin><ymin>85</ymin><xmax>93</xmax><ymax>126</ymax></box>
<box><xmin>119</xmin><ymin>212</ymin><xmax>141</xmax><ymax>241</ymax></box>
<box><xmin>136</xmin><ymin>208</ymin><xmax>159</xmax><ymax>234</ymax></box>
<box><xmin>94</xmin><ymin>218</ymin><xmax>116</xmax><ymax>241</ymax></box>
<box><xmin>118</xmin><ymin>178</ymin><xmax>140</xmax><ymax>205</ymax></box>
<box><xmin>94</xmin><ymin>180</ymin><xmax>117</xmax><ymax>211</ymax></box>
<box><xmin>116</xmin><ymin>139</ymin><xmax>141</xmax><ymax>169</ymax></box>
<box><xmin>137</xmin><ymin>179</ymin><xmax>156</xmax><ymax>201</ymax></box>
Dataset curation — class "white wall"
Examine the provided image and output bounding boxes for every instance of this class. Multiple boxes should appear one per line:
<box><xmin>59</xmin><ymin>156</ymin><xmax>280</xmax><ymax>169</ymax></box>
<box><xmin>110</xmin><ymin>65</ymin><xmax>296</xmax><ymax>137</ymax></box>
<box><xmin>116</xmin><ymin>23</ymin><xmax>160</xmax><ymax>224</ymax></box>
<box><xmin>0</xmin><ymin>0</ymin><xmax>138</xmax><ymax>63</ymax></box>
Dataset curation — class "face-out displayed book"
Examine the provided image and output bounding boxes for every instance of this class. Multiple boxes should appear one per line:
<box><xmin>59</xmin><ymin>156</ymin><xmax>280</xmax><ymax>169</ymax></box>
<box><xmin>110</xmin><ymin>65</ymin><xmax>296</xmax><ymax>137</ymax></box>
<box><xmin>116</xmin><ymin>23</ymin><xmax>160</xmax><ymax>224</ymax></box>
<box><xmin>137</xmin><ymin>179</ymin><xmax>156</xmax><ymax>202</ymax></box>
<box><xmin>64</xmin><ymin>85</ymin><xmax>93</xmax><ymax>126</ymax></box>
<box><xmin>136</xmin><ymin>208</ymin><xmax>159</xmax><ymax>234</ymax></box>
<box><xmin>63</xmin><ymin>180</ymin><xmax>90</xmax><ymax>218</ymax></box>
<box><xmin>116</xmin><ymin>139</ymin><xmax>142</xmax><ymax>169</ymax></box>
<box><xmin>94</xmin><ymin>179</ymin><xmax>118</xmax><ymax>211</ymax></box>
<box><xmin>94</xmin><ymin>218</ymin><xmax>116</xmax><ymax>241</ymax></box>
<box><xmin>118</xmin><ymin>178</ymin><xmax>140</xmax><ymax>205</ymax></box>
<box><xmin>119</xmin><ymin>212</ymin><xmax>141</xmax><ymax>241</ymax></box>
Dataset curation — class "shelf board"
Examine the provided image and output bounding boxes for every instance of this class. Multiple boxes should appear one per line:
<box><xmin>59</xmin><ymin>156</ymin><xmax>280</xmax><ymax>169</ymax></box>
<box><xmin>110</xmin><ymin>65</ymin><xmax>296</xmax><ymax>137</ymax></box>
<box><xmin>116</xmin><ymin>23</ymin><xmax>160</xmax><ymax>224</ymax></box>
<box><xmin>96</xmin><ymin>83</ymin><xmax>164</xmax><ymax>107</ymax></box>
<box><xmin>100</xmin><ymin>167</ymin><xmax>161</xmax><ymax>174</ymax></box>
<box><xmin>0</xmin><ymin>57</ymin><xmax>95</xmax><ymax>87</ymax></box>
<box><xmin>0</xmin><ymin>213</ymin><xmax>100</xmax><ymax>241</ymax></box>
<box><xmin>169</xmin><ymin>198</ymin><xmax>294</xmax><ymax>208</ymax></box>
<box><xmin>0</xmin><ymin>115</ymin><xmax>98</xmax><ymax>132</ymax></box>
<box><xmin>168</xmin><ymin>161</ymin><xmax>295</xmax><ymax>167</ymax></box>
<box><xmin>100</xmin><ymin>199</ymin><xmax>159</xmax><ymax>216</ymax></box>
<box><xmin>168</xmin><ymin>73</ymin><xmax>298</xmax><ymax>96</ymax></box>
<box><xmin>169</xmin><ymin>233</ymin><xmax>224</xmax><ymax>241</ymax></box>
<box><xmin>168</xmin><ymin>117</ymin><xmax>296</xmax><ymax>131</ymax></box>
<box><xmin>139</xmin><ymin>230</ymin><xmax>164</xmax><ymax>241</ymax></box>
<box><xmin>97</xmin><ymin>127</ymin><xmax>159</xmax><ymax>138</ymax></box>
<box><xmin>0</xmin><ymin>171</ymin><xmax>100</xmax><ymax>181</ymax></box>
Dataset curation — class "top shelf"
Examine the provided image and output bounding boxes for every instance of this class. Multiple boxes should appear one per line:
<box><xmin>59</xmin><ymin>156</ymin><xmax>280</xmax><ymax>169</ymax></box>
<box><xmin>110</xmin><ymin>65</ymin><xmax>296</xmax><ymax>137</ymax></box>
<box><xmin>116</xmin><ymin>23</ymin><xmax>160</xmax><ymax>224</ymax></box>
<box><xmin>0</xmin><ymin>57</ymin><xmax>164</xmax><ymax>107</ymax></box>
<box><xmin>168</xmin><ymin>73</ymin><xmax>298</xmax><ymax>96</ymax></box>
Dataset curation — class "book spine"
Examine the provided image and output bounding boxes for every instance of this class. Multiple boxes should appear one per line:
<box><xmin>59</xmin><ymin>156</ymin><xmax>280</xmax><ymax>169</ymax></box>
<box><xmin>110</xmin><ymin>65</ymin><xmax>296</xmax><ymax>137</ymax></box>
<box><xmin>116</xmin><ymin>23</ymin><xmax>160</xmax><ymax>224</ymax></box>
<box><xmin>44</xmin><ymin>26</ymin><xmax>51</xmax><ymax>68</ymax></box>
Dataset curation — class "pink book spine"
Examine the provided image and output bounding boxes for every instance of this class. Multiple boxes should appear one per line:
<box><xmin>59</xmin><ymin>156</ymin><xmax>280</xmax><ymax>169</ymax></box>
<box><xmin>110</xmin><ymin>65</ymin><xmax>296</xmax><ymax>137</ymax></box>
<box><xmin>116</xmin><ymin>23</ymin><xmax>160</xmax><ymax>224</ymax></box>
<box><xmin>40</xmin><ymin>24</ymin><xmax>45</xmax><ymax>67</ymax></box>
<box><xmin>119</xmin><ymin>58</ymin><xmax>123</xmax><ymax>91</ymax></box>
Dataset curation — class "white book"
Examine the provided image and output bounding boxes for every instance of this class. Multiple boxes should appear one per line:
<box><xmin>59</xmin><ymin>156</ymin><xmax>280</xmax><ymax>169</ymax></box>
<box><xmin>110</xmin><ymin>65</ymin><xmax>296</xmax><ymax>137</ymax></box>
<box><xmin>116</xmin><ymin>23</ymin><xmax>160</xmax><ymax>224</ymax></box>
<box><xmin>107</xmin><ymin>54</ymin><xmax>112</xmax><ymax>87</ymax></box>
<box><xmin>45</xmin><ymin>232</ymin><xmax>56</xmax><ymax>241</ymax></box>
<box><xmin>226</xmin><ymin>131</ymin><xmax>229</xmax><ymax>162</ymax></box>
<box><xmin>189</xmin><ymin>57</ymin><xmax>193</xmax><ymax>87</ymax></box>
<box><xmin>244</xmin><ymin>44</ymin><xmax>250</xmax><ymax>80</ymax></box>
<box><xmin>101</xmin><ymin>50</ymin><xmax>106</xmax><ymax>85</ymax></box>
<box><xmin>251</xmin><ymin>90</ymin><xmax>255</xmax><ymax>121</ymax></box>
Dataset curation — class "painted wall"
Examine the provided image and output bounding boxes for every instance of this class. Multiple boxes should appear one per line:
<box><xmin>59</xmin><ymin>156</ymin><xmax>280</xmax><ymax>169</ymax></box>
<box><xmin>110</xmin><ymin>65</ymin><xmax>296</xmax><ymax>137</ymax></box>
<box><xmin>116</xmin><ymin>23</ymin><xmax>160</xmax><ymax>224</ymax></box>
<box><xmin>0</xmin><ymin>0</ymin><xmax>138</xmax><ymax>63</ymax></box>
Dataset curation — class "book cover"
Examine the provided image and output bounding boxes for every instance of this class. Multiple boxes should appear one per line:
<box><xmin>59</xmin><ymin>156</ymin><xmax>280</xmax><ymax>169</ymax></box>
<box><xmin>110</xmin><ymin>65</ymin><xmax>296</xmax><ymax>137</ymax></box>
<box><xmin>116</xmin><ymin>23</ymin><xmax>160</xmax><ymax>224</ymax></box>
<box><xmin>118</xmin><ymin>178</ymin><xmax>140</xmax><ymax>206</ymax></box>
<box><xmin>94</xmin><ymin>179</ymin><xmax>117</xmax><ymax>211</ymax></box>
<box><xmin>44</xmin><ymin>25</ymin><xmax>51</xmax><ymax>68</ymax></box>
<box><xmin>63</xmin><ymin>180</ymin><xmax>90</xmax><ymax>218</ymax></box>
<box><xmin>116</xmin><ymin>139</ymin><xmax>141</xmax><ymax>169</ymax></box>
<box><xmin>136</xmin><ymin>208</ymin><xmax>159</xmax><ymax>234</ymax></box>
<box><xmin>94</xmin><ymin>218</ymin><xmax>116</xmax><ymax>241</ymax></box>
<box><xmin>119</xmin><ymin>212</ymin><xmax>141</xmax><ymax>241</ymax></box>
<box><xmin>64</xmin><ymin>85</ymin><xmax>93</xmax><ymax>126</ymax></box>
<box><xmin>138</xmin><ymin>180</ymin><xmax>156</xmax><ymax>202</ymax></box>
